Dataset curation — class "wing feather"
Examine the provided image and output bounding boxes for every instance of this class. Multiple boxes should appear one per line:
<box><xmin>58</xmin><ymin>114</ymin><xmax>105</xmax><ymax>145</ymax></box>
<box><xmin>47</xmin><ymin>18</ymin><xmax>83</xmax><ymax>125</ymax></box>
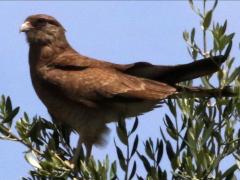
<box><xmin>38</xmin><ymin>65</ymin><xmax>176</xmax><ymax>104</ymax></box>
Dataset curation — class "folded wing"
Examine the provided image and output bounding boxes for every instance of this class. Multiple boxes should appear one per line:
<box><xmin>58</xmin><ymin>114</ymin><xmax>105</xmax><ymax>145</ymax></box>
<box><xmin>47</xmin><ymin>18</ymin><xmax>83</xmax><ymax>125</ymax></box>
<box><xmin>39</xmin><ymin>66</ymin><xmax>177</xmax><ymax>106</ymax></box>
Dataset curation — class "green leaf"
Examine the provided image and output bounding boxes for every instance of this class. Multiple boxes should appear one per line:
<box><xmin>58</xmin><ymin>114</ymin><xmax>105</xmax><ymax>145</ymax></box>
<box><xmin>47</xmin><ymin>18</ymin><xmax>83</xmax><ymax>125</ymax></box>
<box><xmin>137</xmin><ymin>175</ymin><xmax>144</xmax><ymax>180</ymax></box>
<box><xmin>192</xmin><ymin>48</ymin><xmax>198</xmax><ymax>60</ymax></box>
<box><xmin>167</xmin><ymin>99</ymin><xmax>177</xmax><ymax>118</ymax></box>
<box><xmin>158</xmin><ymin>168</ymin><xmax>167</xmax><ymax>180</ymax></box>
<box><xmin>188</xmin><ymin>0</ymin><xmax>194</xmax><ymax>11</ymax></box>
<box><xmin>115</xmin><ymin>143</ymin><xmax>126</xmax><ymax>171</ymax></box>
<box><xmin>23</xmin><ymin>112</ymin><xmax>30</xmax><ymax>122</ymax></box>
<box><xmin>226</xmin><ymin>57</ymin><xmax>234</xmax><ymax>70</ymax></box>
<box><xmin>166</xmin><ymin>141</ymin><xmax>175</xmax><ymax>162</ymax></box>
<box><xmin>118</xmin><ymin>119</ymin><xmax>127</xmax><ymax>136</ymax></box>
<box><xmin>212</xmin><ymin>0</ymin><xmax>218</xmax><ymax>11</ymax></box>
<box><xmin>110</xmin><ymin>161</ymin><xmax>117</xmax><ymax>180</ymax></box>
<box><xmin>201</xmin><ymin>125</ymin><xmax>214</xmax><ymax>145</ymax></box>
<box><xmin>0</xmin><ymin>123</ymin><xmax>10</xmax><ymax>136</ymax></box>
<box><xmin>191</xmin><ymin>28</ymin><xmax>195</xmax><ymax>43</ymax></box>
<box><xmin>25</xmin><ymin>151</ymin><xmax>42</xmax><ymax>169</ymax></box>
<box><xmin>116</xmin><ymin>119</ymin><xmax>128</xmax><ymax>145</ymax></box>
<box><xmin>227</xmin><ymin>33</ymin><xmax>235</xmax><ymax>42</ymax></box>
<box><xmin>129</xmin><ymin>161</ymin><xmax>137</xmax><ymax>180</ymax></box>
<box><xmin>203</xmin><ymin>10</ymin><xmax>213</xmax><ymax>30</ymax></box>
<box><xmin>223</xmin><ymin>99</ymin><xmax>233</xmax><ymax>118</ymax></box>
<box><xmin>145</xmin><ymin>140</ymin><xmax>154</xmax><ymax>160</ymax></box>
<box><xmin>164</xmin><ymin>115</ymin><xmax>175</xmax><ymax>132</ymax></box>
<box><xmin>226</xmin><ymin>66</ymin><xmax>240</xmax><ymax>85</ymax></box>
<box><xmin>5</xmin><ymin>97</ymin><xmax>12</xmax><ymax>113</ymax></box>
<box><xmin>2</xmin><ymin>107</ymin><xmax>19</xmax><ymax>125</ymax></box>
<box><xmin>221</xmin><ymin>20</ymin><xmax>227</xmax><ymax>35</ymax></box>
<box><xmin>179</xmin><ymin>130</ymin><xmax>188</xmax><ymax>151</ymax></box>
<box><xmin>130</xmin><ymin>117</ymin><xmax>138</xmax><ymax>134</ymax></box>
<box><xmin>137</xmin><ymin>152</ymin><xmax>151</xmax><ymax>172</ymax></box>
<box><xmin>221</xmin><ymin>164</ymin><xmax>238</xmax><ymax>179</ymax></box>
<box><xmin>131</xmin><ymin>135</ymin><xmax>138</xmax><ymax>157</ymax></box>
<box><xmin>201</xmin><ymin>77</ymin><xmax>214</xmax><ymax>88</ymax></box>
<box><xmin>156</xmin><ymin>140</ymin><xmax>163</xmax><ymax>164</ymax></box>
<box><xmin>164</xmin><ymin>115</ymin><xmax>178</xmax><ymax>140</ymax></box>
<box><xmin>160</xmin><ymin>128</ymin><xmax>167</xmax><ymax>143</ymax></box>
<box><xmin>116</xmin><ymin>126</ymin><xmax>128</xmax><ymax>146</ymax></box>
<box><xmin>183</xmin><ymin>31</ymin><xmax>189</xmax><ymax>42</ymax></box>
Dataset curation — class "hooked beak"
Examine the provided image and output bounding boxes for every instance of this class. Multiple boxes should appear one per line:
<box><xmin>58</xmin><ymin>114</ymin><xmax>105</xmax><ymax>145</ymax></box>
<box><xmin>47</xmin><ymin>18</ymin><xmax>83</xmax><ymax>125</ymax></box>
<box><xmin>20</xmin><ymin>21</ymin><xmax>33</xmax><ymax>32</ymax></box>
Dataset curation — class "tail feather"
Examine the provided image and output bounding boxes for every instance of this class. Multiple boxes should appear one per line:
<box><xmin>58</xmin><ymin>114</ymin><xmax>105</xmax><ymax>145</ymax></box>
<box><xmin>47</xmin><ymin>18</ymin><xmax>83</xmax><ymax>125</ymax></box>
<box><xmin>158</xmin><ymin>54</ymin><xmax>226</xmax><ymax>84</ymax></box>
<box><xmin>122</xmin><ymin>42</ymin><xmax>232</xmax><ymax>84</ymax></box>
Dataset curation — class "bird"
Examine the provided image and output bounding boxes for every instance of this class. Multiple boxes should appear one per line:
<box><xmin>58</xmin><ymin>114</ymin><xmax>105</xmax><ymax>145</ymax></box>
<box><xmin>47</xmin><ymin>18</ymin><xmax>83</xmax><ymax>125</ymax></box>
<box><xmin>20</xmin><ymin>14</ymin><xmax>232</xmax><ymax>163</ymax></box>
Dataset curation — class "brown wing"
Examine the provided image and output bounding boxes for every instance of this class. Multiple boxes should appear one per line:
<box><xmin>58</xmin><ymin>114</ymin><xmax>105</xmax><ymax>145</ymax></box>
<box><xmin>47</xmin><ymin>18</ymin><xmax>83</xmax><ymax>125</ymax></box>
<box><xmin>38</xmin><ymin>65</ymin><xmax>176</xmax><ymax>106</ymax></box>
<box><xmin>51</xmin><ymin>42</ymin><xmax>231</xmax><ymax>86</ymax></box>
<box><xmin>51</xmin><ymin>50</ymin><xmax>115</xmax><ymax>69</ymax></box>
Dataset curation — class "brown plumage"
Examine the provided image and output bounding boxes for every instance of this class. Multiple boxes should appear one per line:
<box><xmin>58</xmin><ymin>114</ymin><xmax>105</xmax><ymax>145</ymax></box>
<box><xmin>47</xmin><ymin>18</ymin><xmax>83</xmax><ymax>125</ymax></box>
<box><xmin>20</xmin><ymin>14</ymin><xmax>231</xmax><ymax>160</ymax></box>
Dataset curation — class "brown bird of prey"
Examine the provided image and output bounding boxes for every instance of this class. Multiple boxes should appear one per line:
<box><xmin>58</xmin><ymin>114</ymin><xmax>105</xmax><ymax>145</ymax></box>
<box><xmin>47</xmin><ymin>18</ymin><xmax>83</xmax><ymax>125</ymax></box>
<box><xmin>20</xmin><ymin>14</ymin><xmax>231</xmax><ymax>161</ymax></box>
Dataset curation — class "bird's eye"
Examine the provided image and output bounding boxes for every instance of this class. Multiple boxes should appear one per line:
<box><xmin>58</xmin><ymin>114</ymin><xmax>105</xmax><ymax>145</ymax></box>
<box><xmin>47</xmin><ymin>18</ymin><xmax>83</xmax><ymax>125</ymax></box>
<box><xmin>35</xmin><ymin>19</ymin><xmax>47</xmax><ymax>27</ymax></box>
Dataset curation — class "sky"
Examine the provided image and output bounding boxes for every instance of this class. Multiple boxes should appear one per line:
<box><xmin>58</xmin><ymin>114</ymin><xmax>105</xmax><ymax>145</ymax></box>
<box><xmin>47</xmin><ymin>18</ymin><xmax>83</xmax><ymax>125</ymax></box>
<box><xmin>0</xmin><ymin>1</ymin><xmax>239</xmax><ymax>179</ymax></box>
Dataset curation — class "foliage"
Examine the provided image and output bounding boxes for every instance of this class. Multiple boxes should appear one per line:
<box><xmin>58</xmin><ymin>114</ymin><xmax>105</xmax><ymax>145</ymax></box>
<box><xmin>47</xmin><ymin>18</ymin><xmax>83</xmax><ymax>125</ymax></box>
<box><xmin>1</xmin><ymin>0</ymin><xmax>240</xmax><ymax>179</ymax></box>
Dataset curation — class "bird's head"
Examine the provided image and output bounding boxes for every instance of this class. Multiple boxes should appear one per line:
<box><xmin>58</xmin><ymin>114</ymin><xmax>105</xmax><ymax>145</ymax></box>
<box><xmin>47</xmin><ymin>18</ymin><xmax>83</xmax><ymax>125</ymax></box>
<box><xmin>20</xmin><ymin>14</ymin><xmax>66</xmax><ymax>45</ymax></box>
